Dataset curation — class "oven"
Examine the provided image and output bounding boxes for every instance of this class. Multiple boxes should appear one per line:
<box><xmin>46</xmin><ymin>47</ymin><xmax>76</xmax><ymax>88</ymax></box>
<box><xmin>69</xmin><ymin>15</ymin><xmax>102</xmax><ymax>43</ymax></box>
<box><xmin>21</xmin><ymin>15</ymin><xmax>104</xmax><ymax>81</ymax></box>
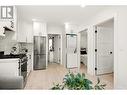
<box><xmin>19</xmin><ymin>55</ymin><xmax>28</xmax><ymax>87</ymax></box>
<box><xmin>21</xmin><ymin>61</ymin><xmax>27</xmax><ymax>82</ymax></box>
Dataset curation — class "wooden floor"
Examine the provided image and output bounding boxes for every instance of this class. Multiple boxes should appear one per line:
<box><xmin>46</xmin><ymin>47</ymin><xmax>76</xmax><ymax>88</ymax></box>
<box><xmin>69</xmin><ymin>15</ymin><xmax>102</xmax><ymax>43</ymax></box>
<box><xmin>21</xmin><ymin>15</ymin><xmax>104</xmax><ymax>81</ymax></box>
<box><xmin>25</xmin><ymin>63</ymin><xmax>113</xmax><ymax>90</ymax></box>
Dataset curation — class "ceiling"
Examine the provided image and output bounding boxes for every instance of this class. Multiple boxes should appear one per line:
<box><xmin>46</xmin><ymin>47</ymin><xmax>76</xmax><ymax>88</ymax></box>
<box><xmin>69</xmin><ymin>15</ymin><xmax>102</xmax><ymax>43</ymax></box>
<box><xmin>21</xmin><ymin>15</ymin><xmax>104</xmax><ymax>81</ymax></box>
<box><xmin>17</xmin><ymin>6</ymin><xmax>106</xmax><ymax>25</ymax></box>
<box><xmin>97</xmin><ymin>18</ymin><xmax>114</xmax><ymax>28</ymax></box>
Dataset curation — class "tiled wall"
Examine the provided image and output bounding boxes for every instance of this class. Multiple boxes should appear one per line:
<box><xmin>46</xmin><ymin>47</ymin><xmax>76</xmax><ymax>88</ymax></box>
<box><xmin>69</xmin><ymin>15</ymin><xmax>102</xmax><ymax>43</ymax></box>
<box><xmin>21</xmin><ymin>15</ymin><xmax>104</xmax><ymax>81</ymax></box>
<box><xmin>0</xmin><ymin>31</ymin><xmax>17</xmax><ymax>54</ymax></box>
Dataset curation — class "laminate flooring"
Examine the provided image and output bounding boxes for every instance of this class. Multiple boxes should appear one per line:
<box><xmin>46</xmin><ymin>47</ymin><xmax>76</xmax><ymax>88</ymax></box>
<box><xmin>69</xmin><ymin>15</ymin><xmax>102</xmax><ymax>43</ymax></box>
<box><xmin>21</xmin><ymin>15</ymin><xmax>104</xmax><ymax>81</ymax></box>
<box><xmin>25</xmin><ymin>63</ymin><xmax>113</xmax><ymax>89</ymax></box>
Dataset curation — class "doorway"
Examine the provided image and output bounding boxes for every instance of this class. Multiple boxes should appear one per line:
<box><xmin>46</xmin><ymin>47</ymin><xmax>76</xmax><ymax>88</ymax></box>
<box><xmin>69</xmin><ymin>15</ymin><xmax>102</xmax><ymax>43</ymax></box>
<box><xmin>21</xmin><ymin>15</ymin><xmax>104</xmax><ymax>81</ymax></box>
<box><xmin>95</xmin><ymin>18</ymin><xmax>114</xmax><ymax>75</ymax></box>
<box><xmin>48</xmin><ymin>34</ymin><xmax>61</xmax><ymax>64</ymax></box>
<box><xmin>79</xmin><ymin>29</ymin><xmax>88</xmax><ymax>73</ymax></box>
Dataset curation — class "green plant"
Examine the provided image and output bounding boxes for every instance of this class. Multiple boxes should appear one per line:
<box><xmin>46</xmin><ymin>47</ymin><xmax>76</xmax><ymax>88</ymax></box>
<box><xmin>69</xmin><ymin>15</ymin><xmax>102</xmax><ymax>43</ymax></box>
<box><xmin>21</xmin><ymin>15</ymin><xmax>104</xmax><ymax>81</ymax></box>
<box><xmin>51</xmin><ymin>83</ymin><xmax>64</xmax><ymax>90</ymax></box>
<box><xmin>94</xmin><ymin>78</ymin><xmax>106</xmax><ymax>90</ymax></box>
<box><xmin>51</xmin><ymin>72</ymin><xmax>106</xmax><ymax>90</ymax></box>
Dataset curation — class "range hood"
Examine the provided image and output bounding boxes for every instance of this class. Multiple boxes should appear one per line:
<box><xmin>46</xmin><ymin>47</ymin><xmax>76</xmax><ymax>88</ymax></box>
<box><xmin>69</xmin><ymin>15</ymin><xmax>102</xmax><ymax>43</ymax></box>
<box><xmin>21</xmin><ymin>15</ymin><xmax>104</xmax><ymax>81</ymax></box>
<box><xmin>0</xmin><ymin>20</ymin><xmax>15</xmax><ymax>37</ymax></box>
<box><xmin>0</xmin><ymin>26</ymin><xmax>14</xmax><ymax>37</ymax></box>
<box><xmin>3</xmin><ymin>26</ymin><xmax>14</xmax><ymax>32</ymax></box>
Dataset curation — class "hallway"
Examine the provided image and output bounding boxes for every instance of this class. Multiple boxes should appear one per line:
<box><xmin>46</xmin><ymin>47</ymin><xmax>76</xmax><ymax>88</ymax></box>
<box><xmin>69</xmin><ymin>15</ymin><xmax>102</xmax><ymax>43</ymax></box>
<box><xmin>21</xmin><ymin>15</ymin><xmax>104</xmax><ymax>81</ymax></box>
<box><xmin>25</xmin><ymin>63</ymin><xmax>113</xmax><ymax>89</ymax></box>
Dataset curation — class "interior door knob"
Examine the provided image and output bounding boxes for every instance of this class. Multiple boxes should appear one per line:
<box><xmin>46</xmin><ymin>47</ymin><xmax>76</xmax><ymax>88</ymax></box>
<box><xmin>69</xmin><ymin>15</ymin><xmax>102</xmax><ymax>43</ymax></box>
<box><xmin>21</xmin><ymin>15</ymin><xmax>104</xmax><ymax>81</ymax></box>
<box><xmin>110</xmin><ymin>52</ymin><xmax>112</xmax><ymax>54</ymax></box>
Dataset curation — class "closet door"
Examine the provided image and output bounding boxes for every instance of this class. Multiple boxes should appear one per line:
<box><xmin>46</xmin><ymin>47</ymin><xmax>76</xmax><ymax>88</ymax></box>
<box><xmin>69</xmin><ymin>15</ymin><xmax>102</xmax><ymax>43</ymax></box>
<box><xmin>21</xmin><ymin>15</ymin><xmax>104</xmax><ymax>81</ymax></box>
<box><xmin>96</xmin><ymin>27</ymin><xmax>113</xmax><ymax>75</ymax></box>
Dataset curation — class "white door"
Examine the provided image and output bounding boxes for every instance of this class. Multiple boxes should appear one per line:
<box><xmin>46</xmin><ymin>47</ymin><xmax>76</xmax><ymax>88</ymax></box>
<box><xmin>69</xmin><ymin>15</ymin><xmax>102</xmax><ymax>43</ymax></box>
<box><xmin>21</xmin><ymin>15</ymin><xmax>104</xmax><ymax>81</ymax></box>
<box><xmin>96</xmin><ymin>27</ymin><xmax>114</xmax><ymax>75</ymax></box>
<box><xmin>66</xmin><ymin>34</ymin><xmax>78</xmax><ymax>68</ymax></box>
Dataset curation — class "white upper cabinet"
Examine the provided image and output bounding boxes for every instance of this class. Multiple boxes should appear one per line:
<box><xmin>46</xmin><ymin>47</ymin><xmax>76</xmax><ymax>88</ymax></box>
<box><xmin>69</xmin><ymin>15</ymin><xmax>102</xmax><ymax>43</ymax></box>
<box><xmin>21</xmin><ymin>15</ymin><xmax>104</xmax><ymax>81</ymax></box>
<box><xmin>17</xmin><ymin>20</ymin><xmax>47</xmax><ymax>43</ymax></box>
<box><xmin>26</xmin><ymin>28</ymin><xmax>33</xmax><ymax>43</ymax></box>
<box><xmin>33</xmin><ymin>21</ymin><xmax>47</xmax><ymax>36</ymax></box>
<box><xmin>17</xmin><ymin>20</ymin><xmax>27</xmax><ymax>42</ymax></box>
<box><xmin>0</xmin><ymin>20</ymin><xmax>14</xmax><ymax>37</ymax></box>
<box><xmin>0</xmin><ymin>21</ymin><xmax>5</xmax><ymax>36</ymax></box>
<box><xmin>17</xmin><ymin>20</ymin><xmax>33</xmax><ymax>43</ymax></box>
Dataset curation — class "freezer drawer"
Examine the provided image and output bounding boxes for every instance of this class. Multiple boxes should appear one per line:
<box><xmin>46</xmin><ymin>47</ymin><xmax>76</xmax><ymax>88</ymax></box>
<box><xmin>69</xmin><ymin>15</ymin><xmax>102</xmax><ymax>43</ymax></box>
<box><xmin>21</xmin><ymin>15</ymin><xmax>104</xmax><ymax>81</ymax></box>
<box><xmin>34</xmin><ymin>54</ymin><xmax>46</xmax><ymax>70</ymax></box>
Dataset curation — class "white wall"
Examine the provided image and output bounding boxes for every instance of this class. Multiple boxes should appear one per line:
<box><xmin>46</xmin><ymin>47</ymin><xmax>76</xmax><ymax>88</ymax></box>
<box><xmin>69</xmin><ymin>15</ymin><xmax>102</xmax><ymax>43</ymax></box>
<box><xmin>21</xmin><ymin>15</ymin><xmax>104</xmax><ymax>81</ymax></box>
<box><xmin>47</xmin><ymin>24</ymin><xmax>63</xmax><ymax>34</ymax></box>
<box><xmin>62</xmin><ymin>29</ymin><xmax>66</xmax><ymax>67</ymax></box>
<box><xmin>116</xmin><ymin>7</ymin><xmax>127</xmax><ymax>89</ymax></box>
<box><xmin>80</xmin><ymin>31</ymin><xmax>87</xmax><ymax>49</ymax></box>
<box><xmin>77</xmin><ymin>6</ymin><xmax>127</xmax><ymax>89</ymax></box>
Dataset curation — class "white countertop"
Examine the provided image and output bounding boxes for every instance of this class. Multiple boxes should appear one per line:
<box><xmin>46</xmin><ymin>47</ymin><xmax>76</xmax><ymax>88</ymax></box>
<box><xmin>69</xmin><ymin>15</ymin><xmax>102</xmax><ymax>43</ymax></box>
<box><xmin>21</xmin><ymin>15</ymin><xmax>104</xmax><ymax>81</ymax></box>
<box><xmin>0</xmin><ymin>58</ymin><xmax>19</xmax><ymax>62</ymax></box>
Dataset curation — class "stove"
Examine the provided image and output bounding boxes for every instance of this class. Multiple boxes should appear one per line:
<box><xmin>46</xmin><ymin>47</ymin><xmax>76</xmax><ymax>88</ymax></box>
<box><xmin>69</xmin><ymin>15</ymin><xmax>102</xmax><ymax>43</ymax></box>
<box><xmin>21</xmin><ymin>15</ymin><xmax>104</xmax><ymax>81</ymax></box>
<box><xmin>18</xmin><ymin>54</ymin><xmax>28</xmax><ymax>87</ymax></box>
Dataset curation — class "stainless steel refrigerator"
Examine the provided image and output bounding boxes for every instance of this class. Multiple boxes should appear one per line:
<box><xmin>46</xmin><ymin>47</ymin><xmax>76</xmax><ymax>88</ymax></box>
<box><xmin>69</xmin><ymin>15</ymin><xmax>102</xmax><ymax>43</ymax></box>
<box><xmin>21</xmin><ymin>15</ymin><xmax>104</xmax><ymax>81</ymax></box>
<box><xmin>34</xmin><ymin>36</ymin><xmax>46</xmax><ymax>70</ymax></box>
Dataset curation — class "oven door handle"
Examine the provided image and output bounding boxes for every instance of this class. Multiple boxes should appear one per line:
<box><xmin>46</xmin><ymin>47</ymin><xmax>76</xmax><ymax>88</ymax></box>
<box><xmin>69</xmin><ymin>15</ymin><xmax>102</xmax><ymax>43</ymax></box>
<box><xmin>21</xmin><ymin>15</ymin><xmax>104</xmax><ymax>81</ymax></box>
<box><xmin>18</xmin><ymin>62</ymin><xmax>21</xmax><ymax>69</ymax></box>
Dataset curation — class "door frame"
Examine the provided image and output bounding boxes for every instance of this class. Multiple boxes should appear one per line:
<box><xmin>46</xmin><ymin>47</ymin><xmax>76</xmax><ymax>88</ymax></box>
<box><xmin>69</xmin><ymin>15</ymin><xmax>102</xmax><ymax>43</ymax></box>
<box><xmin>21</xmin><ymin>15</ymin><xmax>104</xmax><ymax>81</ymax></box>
<box><xmin>93</xmin><ymin>15</ymin><xmax>118</xmax><ymax>89</ymax></box>
<box><xmin>77</xmin><ymin>14</ymin><xmax>117</xmax><ymax>88</ymax></box>
<box><xmin>48</xmin><ymin>34</ymin><xmax>62</xmax><ymax>65</ymax></box>
<box><xmin>94</xmin><ymin>20</ymin><xmax>114</xmax><ymax>75</ymax></box>
<box><xmin>78</xmin><ymin>29</ymin><xmax>88</xmax><ymax>72</ymax></box>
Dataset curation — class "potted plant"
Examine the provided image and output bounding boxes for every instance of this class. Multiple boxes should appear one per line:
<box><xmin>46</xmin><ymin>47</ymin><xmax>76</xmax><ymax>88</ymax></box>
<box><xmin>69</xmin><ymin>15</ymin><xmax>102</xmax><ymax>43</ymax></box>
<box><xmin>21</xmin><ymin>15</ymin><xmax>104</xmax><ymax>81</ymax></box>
<box><xmin>51</xmin><ymin>72</ymin><xmax>106</xmax><ymax>90</ymax></box>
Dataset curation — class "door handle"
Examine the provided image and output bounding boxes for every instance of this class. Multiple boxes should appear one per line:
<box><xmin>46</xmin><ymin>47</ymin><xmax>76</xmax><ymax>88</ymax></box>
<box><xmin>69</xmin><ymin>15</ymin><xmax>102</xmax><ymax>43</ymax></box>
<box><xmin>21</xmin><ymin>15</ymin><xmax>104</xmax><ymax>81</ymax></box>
<box><xmin>109</xmin><ymin>52</ymin><xmax>112</xmax><ymax>54</ymax></box>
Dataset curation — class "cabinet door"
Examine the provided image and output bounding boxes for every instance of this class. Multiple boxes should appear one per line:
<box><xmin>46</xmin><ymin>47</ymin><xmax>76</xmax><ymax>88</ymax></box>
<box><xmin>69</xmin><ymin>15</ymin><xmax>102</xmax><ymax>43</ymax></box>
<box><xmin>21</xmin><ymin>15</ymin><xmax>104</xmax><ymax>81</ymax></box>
<box><xmin>41</xmin><ymin>23</ymin><xmax>47</xmax><ymax>36</ymax></box>
<box><xmin>17</xmin><ymin>20</ymin><xmax>27</xmax><ymax>42</ymax></box>
<box><xmin>0</xmin><ymin>60</ymin><xmax>19</xmax><ymax>76</ymax></box>
<box><xmin>18</xmin><ymin>32</ymin><xmax>27</xmax><ymax>42</ymax></box>
<box><xmin>26</xmin><ymin>30</ymin><xmax>33</xmax><ymax>43</ymax></box>
<box><xmin>33</xmin><ymin>21</ymin><xmax>47</xmax><ymax>36</ymax></box>
<box><xmin>18</xmin><ymin>20</ymin><xmax>33</xmax><ymax>43</ymax></box>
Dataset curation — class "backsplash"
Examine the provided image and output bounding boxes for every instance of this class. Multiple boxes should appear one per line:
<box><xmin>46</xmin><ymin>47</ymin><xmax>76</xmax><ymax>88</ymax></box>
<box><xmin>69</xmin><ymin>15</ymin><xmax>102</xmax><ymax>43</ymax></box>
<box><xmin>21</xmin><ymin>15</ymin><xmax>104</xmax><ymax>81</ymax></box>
<box><xmin>0</xmin><ymin>31</ymin><xmax>18</xmax><ymax>54</ymax></box>
<box><xmin>18</xmin><ymin>43</ymin><xmax>33</xmax><ymax>53</ymax></box>
<box><xmin>0</xmin><ymin>31</ymin><xmax>33</xmax><ymax>55</ymax></box>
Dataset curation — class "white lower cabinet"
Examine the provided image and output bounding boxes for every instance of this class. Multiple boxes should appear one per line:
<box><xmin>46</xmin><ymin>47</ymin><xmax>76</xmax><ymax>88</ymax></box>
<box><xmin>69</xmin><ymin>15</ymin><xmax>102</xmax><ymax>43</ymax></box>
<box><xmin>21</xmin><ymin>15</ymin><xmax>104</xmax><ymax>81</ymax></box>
<box><xmin>0</xmin><ymin>59</ymin><xmax>19</xmax><ymax>76</ymax></box>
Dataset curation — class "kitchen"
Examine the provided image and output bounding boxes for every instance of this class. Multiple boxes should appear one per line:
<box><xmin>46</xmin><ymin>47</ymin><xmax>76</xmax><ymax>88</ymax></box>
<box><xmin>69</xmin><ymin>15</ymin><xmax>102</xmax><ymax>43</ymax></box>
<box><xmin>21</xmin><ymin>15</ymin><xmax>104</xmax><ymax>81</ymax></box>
<box><xmin>0</xmin><ymin>6</ymin><xmax>33</xmax><ymax>89</ymax></box>
<box><xmin>0</xmin><ymin>6</ymin><xmax>77</xmax><ymax>89</ymax></box>
<box><xmin>0</xmin><ymin>5</ymin><xmax>116</xmax><ymax>90</ymax></box>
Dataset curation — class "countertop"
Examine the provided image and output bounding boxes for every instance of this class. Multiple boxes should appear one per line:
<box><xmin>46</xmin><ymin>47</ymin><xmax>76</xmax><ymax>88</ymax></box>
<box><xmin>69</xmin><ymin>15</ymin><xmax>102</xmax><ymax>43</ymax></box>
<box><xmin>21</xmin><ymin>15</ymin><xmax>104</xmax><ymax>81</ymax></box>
<box><xmin>0</xmin><ymin>58</ymin><xmax>19</xmax><ymax>63</ymax></box>
<box><xmin>0</xmin><ymin>54</ymin><xmax>20</xmax><ymax>59</ymax></box>
<box><xmin>0</xmin><ymin>54</ymin><xmax>26</xmax><ymax>59</ymax></box>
